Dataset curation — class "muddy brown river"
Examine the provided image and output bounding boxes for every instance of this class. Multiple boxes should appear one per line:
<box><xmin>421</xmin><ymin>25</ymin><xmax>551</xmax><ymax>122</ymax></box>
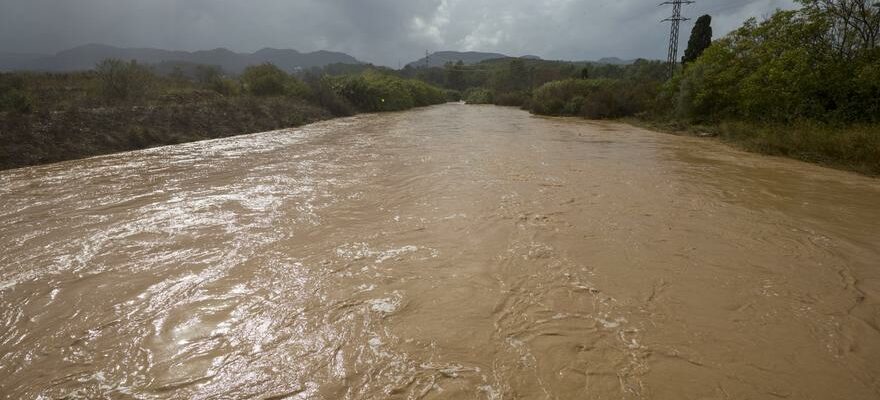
<box><xmin>1</xmin><ymin>104</ymin><xmax>879</xmax><ymax>399</ymax></box>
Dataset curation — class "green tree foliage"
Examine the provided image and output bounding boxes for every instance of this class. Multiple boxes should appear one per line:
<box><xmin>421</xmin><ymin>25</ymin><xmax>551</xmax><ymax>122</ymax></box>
<box><xmin>0</xmin><ymin>74</ymin><xmax>34</xmax><ymax>113</ymax></box>
<box><xmin>798</xmin><ymin>0</ymin><xmax>879</xmax><ymax>57</ymax></box>
<box><xmin>95</xmin><ymin>59</ymin><xmax>154</xmax><ymax>101</ymax></box>
<box><xmin>328</xmin><ymin>71</ymin><xmax>446</xmax><ymax>112</ymax></box>
<box><xmin>241</xmin><ymin>63</ymin><xmax>309</xmax><ymax>97</ymax></box>
<box><xmin>673</xmin><ymin>4</ymin><xmax>880</xmax><ymax>123</ymax></box>
<box><xmin>445</xmin><ymin>61</ymin><xmax>466</xmax><ymax>91</ymax></box>
<box><xmin>683</xmin><ymin>15</ymin><xmax>713</xmax><ymax>64</ymax></box>
<box><xmin>194</xmin><ymin>65</ymin><xmax>238</xmax><ymax>95</ymax></box>
<box><xmin>529</xmin><ymin>78</ymin><xmax>657</xmax><ymax>118</ymax></box>
<box><xmin>302</xmin><ymin>75</ymin><xmax>356</xmax><ymax>117</ymax></box>
<box><xmin>463</xmin><ymin>88</ymin><xmax>494</xmax><ymax>104</ymax></box>
<box><xmin>507</xmin><ymin>59</ymin><xmax>530</xmax><ymax>91</ymax></box>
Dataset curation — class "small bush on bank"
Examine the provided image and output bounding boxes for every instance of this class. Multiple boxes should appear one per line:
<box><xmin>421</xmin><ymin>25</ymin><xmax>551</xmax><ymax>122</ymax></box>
<box><xmin>463</xmin><ymin>88</ymin><xmax>494</xmax><ymax>104</ymax></box>
<box><xmin>444</xmin><ymin>89</ymin><xmax>462</xmax><ymax>102</ymax></box>
<box><xmin>95</xmin><ymin>59</ymin><xmax>155</xmax><ymax>101</ymax></box>
<box><xmin>528</xmin><ymin>79</ymin><xmax>657</xmax><ymax>119</ymax></box>
<box><xmin>305</xmin><ymin>76</ymin><xmax>356</xmax><ymax>116</ymax></box>
<box><xmin>328</xmin><ymin>71</ymin><xmax>445</xmax><ymax>112</ymax></box>
<box><xmin>530</xmin><ymin>79</ymin><xmax>603</xmax><ymax>115</ymax></box>
<box><xmin>194</xmin><ymin>65</ymin><xmax>238</xmax><ymax>96</ymax></box>
<box><xmin>494</xmin><ymin>91</ymin><xmax>530</xmax><ymax>107</ymax></box>
<box><xmin>0</xmin><ymin>89</ymin><xmax>33</xmax><ymax>113</ymax></box>
<box><xmin>0</xmin><ymin>75</ymin><xmax>34</xmax><ymax>113</ymax></box>
<box><xmin>241</xmin><ymin>63</ymin><xmax>310</xmax><ymax>98</ymax></box>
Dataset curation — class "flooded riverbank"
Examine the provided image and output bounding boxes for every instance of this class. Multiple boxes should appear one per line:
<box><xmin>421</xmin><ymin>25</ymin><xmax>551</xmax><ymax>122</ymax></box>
<box><xmin>1</xmin><ymin>104</ymin><xmax>878</xmax><ymax>399</ymax></box>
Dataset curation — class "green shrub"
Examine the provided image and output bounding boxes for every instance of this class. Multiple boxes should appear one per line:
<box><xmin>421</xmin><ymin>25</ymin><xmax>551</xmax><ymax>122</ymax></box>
<box><xmin>530</xmin><ymin>79</ymin><xmax>603</xmax><ymax>115</ymax></box>
<box><xmin>328</xmin><ymin>71</ymin><xmax>445</xmax><ymax>112</ymax></box>
<box><xmin>0</xmin><ymin>75</ymin><xmax>33</xmax><ymax>113</ymax></box>
<box><xmin>95</xmin><ymin>59</ymin><xmax>155</xmax><ymax>101</ymax></box>
<box><xmin>0</xmin><ymin>89</ymin><xmax>33</xmax><ymax>113</ymax></box>
<box><xmin>195</xmin><ymin>65</ymin><xmax>223</xmax><ymax>86</ymax></box>
<box><xmin>193</xmin><ymin>65</ymin><xmax>238</xmax><ymax>95</ymax></box>
<box><xmin>494</xmin><ymin>91</ymin><xmax>530</xmax><ymax>107</ymax></box>
<box><xmin>529</xmin><ymin>78</ymin><xmax>656</xmax><ymax>118</ymax></box>
<box><xmin>210</xmin><ymin>78</ymin><xmax>239</xmax><ymax>96</ymax></box>
<box><xmin>444</xmin><ymin>89</ymin><xmax>462</xmax><ymax>102</ymax></box>
<box><xmin>241</xmin><ymin>63</ymin><xmax>310</xmax><ymax>98</ymax></box>
<box><xmin>307</xmin><ymin>76</ymin><xmax>355</xmax><ymax>116</ymax></box>
<box><xmin>463</xmin><ymin>88</ymin><xmax>494</xmax><ymax>104</ymax></box>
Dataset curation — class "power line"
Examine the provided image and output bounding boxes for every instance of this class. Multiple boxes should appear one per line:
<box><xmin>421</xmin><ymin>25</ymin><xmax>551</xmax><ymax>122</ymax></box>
<box><xmin>661</xmin><ymin>0</ymin><xmax>695</xmax><ymax>79</ymax></box>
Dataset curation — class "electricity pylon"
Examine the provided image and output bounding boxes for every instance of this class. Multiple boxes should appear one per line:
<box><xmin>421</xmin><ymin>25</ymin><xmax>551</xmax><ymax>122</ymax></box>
<box><xmin>661</xmin><ymin>0</ymin><xmax>694</xmax><ymax>79</ymax></box>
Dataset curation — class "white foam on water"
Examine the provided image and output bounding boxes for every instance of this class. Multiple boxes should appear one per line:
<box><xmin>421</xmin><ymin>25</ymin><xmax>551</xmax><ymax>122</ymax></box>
<box><xmin>335</xmin><ymin>243</ymin><xmax>422</xmax><ymax>264</ymax></box>
<box><xmin>368</xmin><ymin>291</ymin><xmax>402</xmax><ymax>314</ymax></box>
<box><xmin>478</xmin><ymin>384</ymin><xmax>502</xmax><ymax>400</ymax></box>
<box><xmin>596</xmin><ymin>316</ymin><xmax>627</xmax><ymax>329</ymax></box>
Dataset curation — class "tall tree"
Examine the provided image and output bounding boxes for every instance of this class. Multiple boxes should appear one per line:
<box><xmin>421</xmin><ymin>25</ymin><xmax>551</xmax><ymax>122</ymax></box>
<box><xmin>682</xmin><ymin>15</ymin><xmax>713</xmax><ymax>64</ymax></box>
<box><xmin>445</xmin><ymin>60</ymin><xmax>466</xmax><ymax>91</ymax></box>
<box><xmin>796</xmin><ymin>0</ymin><xmax>880</xmax><ymax>57</ymax></box>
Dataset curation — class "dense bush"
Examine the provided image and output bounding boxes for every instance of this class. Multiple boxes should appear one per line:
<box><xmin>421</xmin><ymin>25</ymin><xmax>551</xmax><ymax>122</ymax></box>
<box><xmin>193</xmin><ymin>65</ymin><xmax>238</xmax><ymax>96</ymax></box>
<box><xmin>95</xmin><ymin>59</ymin><xmax>155</xmax><ymax>101</ymax></box>
<box><xmin>328</xmin><ymin>71</ymin><xmax>445</xmax><ymax>112</ymax></box>
<box><xmin>463</xmin><ymin>88</ymin><xmax>494</xmax><ymax>104</ymax></box>
<box><xmin>443</xmin><ymin>89</ymin><xmax>462</xmax><ymax>102</ymax></box>
<box><xmin>493</xmin><ymin>91</ymin><xmax>531</xmax><ymax>107</ymax></box>
<box><xmin>241</xmin><ymin>63</ymin><xmax>310</xmax><ymax>98</ymax></box>
<box><xmin>0</xmin><ymin>74</ymin><xmax>34</xmax><ymax>113</ymax></box>
<box><xmin>0</xmin><ymin>89</ymin><xmax>33</xmax><ymax>113</ymax></box>
<box><xmin>530</xmin><ymin>79</ymin><xmax>602</xmax><ymax>115</ymax></box>
<box><xmin>528</xmin><ymin>78</ymin><xmax>659</xmax><ymax>119</ymax></box>
<box><xmin>305</xmin><ymin>76</ymin><xmax>356</xmax><ymax>116</ymax></box>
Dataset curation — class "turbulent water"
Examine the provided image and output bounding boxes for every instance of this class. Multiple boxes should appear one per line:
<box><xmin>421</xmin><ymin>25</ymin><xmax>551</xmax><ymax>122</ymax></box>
<box><xmin>1</xmin><ymin>104</ymin><xmax>879</xmax><ymax>399</ymax></box>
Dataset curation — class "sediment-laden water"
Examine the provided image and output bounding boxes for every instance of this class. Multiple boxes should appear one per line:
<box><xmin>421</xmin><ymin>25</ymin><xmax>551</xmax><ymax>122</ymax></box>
<box><xmin>1</xmin><ymin>104</ymin><xmax>879</xmax><ymax>399</ymax></box>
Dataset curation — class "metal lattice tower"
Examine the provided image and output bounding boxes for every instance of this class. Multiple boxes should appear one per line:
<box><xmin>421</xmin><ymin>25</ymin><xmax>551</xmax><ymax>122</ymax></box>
<box><xmin>661</xmin><ymin>0</ymin><xmax>694</xmax><ymax>78</ymax></box>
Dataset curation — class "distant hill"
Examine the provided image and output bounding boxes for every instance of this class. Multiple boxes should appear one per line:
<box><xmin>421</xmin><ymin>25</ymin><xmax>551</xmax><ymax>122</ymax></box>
<box><xmin>0</xmin><ymin>44</ymin><xmax>362</xmax><ymax>74</ymax></box>
<box><xmin>406</xmin><ymin>51</ymin><xmax>512</xmax><ymax>68</ymax></box>
<box><xmin>595</xmin><ymin>57</ymin><xmax>635</xmax><ymax>65</ymax></box>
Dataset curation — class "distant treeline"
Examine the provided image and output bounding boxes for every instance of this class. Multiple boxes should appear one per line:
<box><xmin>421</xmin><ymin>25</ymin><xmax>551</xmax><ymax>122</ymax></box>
<box><xmin>0</xmin><ymin>60</ymin><xmax>447</xmax><ymax>169</ymax></box>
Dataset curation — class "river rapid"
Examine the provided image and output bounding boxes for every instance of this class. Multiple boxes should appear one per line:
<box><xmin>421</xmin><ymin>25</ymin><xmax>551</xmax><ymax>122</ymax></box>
<box><xmin>1</xmin><ymin>104</ymin><xmax>879</xmax><ymax>399</ymax></box>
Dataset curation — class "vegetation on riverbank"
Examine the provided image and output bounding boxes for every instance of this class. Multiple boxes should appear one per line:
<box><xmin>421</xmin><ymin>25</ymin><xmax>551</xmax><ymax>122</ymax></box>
<box><xmin>0</xmin><ymin>63</ymin><xmax>446</xmax><ymax>170</ymax></box>
<box><xmin>410</xmin><ymin>0</ymin><xmax>879</xmax><ymax>175</ymax></box>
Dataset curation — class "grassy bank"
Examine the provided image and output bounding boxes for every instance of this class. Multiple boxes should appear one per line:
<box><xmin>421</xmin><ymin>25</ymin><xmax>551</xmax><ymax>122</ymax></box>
<box><xmin>0</xmin><ymin>63</ymin><xmax>446</xmax><ymax>170</ymax></box>
<box><xmin>628</xmin><ymin>119</ymin><xmax>880</xmax><ymax>176</ymax></box>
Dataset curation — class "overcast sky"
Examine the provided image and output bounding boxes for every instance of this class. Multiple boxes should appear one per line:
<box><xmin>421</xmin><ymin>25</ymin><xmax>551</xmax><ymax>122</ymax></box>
<box><xmin>0</xmin><ymin>0</ymin><xmax>797</xmax><ymax>66</ymax></box>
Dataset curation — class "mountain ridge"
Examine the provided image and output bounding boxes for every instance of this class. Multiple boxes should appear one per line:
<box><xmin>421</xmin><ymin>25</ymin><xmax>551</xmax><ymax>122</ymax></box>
<box><xmin>404</xmin><ymin>51</ymin><xmax>638</xmax><ymax>69</ymax></box>
<box><xmin>406</xmin><ymin>51</ymin><xmax>513</xmax><ymax>68</ymax></box>
<box><xmin>0</xmin><ymin>44</ymin><xmax>363</xmax><ymax>73</ymax></box>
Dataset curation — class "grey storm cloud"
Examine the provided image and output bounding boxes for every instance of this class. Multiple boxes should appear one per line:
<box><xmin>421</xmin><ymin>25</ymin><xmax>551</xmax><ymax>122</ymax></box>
<box><xmin>0</xmin><ymin>0</ymin><xmax>796</xmax><ymax>66</ymax></box>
